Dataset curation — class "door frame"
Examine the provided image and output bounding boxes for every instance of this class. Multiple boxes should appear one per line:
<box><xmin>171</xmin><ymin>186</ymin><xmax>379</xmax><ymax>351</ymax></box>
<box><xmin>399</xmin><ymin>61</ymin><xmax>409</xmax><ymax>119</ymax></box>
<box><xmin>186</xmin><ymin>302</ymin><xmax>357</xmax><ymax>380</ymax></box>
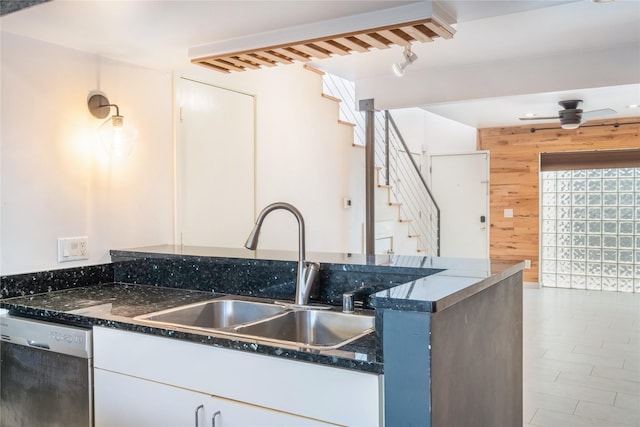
<box><xmin>429</xmin><ymin>151</ymin><xmax>490</xmax><ymax>259</ymax></box>
<box><xmin>173</xmin><ymin>75</ymin><xmax>257</xmax><ymax>246</ymax></box>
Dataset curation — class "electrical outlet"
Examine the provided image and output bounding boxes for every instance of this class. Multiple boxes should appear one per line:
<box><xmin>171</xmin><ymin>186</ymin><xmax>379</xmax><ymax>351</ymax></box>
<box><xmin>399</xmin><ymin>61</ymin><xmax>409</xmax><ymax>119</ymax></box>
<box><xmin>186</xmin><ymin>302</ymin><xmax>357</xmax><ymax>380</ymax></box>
<box><xmin>57</xmin><ymin>236</ymin><xmax>89</xmax><ymax>262</ymax></box>
<box><xmin>524</xmin><ymin>259</ymin><xmax>532</xmax><ymax>269</ymax></box>
<box><xmin>78</xmin><ymin>239</ymin><xmax>88</xmax><ymax>257</ymax></box>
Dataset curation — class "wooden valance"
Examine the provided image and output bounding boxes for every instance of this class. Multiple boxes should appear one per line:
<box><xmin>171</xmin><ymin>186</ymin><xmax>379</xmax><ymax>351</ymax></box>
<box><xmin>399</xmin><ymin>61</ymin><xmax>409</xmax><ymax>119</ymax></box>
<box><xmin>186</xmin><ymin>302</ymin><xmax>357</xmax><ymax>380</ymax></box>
<box><xmin>540</xmin><ymin>149</ymin><xmax>640</xmax><ymax>171</ymax></box>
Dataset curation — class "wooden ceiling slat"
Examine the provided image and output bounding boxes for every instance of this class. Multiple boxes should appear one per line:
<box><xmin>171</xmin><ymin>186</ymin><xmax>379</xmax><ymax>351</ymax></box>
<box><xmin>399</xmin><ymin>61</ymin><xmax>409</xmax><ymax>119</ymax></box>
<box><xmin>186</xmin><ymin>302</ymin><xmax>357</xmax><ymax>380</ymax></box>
<box><xmin>400</xmin><ymin>25</ymin><xmax>433</xmax><ymax>43</ymax></box>
<box><xmin>258</xmin><ymin>51</ymin><xmax>294</xmax><ymax>64</ymax></box>
<box><xmin>292</xmin><ymin>44</ymin><xmax>332</xmax><ymax>59</ymax></box>
<box><xmin>199</xmin><ymin>61</ymin><xmax>231</xmax><ymax>74</ymax></box>
<box><xmin>314</xmin><ymin>40</ymin><xmax>350</xmax><ymax>56</ymax></box>
<box><xmin>237</xmin><ymin>54</ymin><xmax>276</xmax><ymax>67</ymax></box>
<box><xmin>333</xmin><ymin>37</ymin><xmax>370</xmax><ymax>53</ymax></box>
<box><xmin>192</xmin><ymin>18</ymin><xmax>454</xmax><ymax>72</ymax></box>
<box><xmin>272</xmin><ymin>47</ymin><xmax>309</xmax><ymax>62</ymax></box>
<box><xmin>352</xmin><ymin>33</ymin><xmax>390</xmax><ymax>50</ymax></box>
<box><xmin>225</xmin><ymin>56</ymin><xmax>260</xmax><ymax>70</ymax></box>
<box><xmin>377</xmin><ymin>29</ymin><xmax>410</xmax><ymax>46</ymax></box>
<box><xmin>424</xmin><ymin>21</ymin><xmax>453</xmax><ymax>39</ymax></box>
<box><xmin>212</xmin><ymin>59</ymin><xmax>245</xmax><ymax>72</ymax></box>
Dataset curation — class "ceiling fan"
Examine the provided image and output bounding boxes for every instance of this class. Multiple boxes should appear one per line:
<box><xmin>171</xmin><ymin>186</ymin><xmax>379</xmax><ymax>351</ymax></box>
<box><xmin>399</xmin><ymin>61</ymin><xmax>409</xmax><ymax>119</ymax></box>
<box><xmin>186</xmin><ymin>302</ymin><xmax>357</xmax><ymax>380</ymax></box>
<box><xmin>519</xmin><ymin>100</ymin><xmax>616</xmax><ymax>129</ymax></box>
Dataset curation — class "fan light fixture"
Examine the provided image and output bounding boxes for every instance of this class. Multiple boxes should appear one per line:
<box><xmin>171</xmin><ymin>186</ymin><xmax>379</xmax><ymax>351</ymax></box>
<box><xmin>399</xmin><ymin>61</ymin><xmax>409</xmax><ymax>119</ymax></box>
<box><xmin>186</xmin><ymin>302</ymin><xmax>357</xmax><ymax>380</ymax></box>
<box><xmin>519</xmin><ymin>99</ymin><xmax>617</xmax><ymax>130</ymax></box>
<box><xmin>87</xmin><ymin>93</ymin><xmax>138</xmax><ymax>157</ymax></box>
<box><xmin>392</xmin><ymin>44</ymin><xmax>418</xmax><ymax>77</ymax></box>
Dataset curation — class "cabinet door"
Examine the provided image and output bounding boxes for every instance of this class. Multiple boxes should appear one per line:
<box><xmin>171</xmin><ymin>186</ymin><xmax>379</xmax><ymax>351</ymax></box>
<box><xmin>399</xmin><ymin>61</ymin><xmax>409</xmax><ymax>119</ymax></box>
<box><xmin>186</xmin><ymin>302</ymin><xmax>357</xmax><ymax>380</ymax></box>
<box><xmin>94</xmin><ymin>327</ymin><xmax>381</xmax><ymax>426</ymax></box>
<box><xmin>95</xmin><ymin>368</ymin><xmax>207</xmax><ymax>427</ymax></box>
<box><xmin>95</xmin><ymin>369</ymin><xmax>333</xmax><ymax>427</ymax></box>
<box><xmin>207</xmin><ymin>395</ymin><xmax>335</xmax><ymax>427</ymax></box>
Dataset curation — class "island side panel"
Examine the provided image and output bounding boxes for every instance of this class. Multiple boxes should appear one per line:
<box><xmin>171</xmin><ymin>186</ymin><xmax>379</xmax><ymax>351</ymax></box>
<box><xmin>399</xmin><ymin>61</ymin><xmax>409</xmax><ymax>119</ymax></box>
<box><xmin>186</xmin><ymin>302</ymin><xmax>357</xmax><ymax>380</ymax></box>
<box><xmin>430</xmin><ymin>271</ymin><xmax>523</xmax><ymax>427</ymax></box>
<box><xmin>383</xmin><ymin>309</ymin><xmax>431</xmax><ymax>427</ymax></box>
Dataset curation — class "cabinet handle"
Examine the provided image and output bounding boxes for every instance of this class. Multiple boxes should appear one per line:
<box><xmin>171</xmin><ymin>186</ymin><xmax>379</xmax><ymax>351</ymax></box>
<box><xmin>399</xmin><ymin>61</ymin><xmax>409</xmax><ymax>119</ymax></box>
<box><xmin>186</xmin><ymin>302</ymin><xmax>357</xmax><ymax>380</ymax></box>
<box><xmin>195</xmin><ymin>404</ymin><xmax>204</xmax><ymax>427</ymax></box>
<box><xmin>211</xmin><ymin>410</ymin><xmax>221</xmax><ymax>427</ymax></box>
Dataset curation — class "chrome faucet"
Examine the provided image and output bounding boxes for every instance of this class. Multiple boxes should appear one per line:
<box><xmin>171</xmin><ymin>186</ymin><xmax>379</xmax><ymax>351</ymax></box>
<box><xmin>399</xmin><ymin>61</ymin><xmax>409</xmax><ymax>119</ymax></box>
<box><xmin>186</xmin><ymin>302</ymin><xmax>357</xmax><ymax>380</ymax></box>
<box><xmin>244</xmin><ymin>202</ymin><xmax>320</xmax><ymax>306</ymax></box>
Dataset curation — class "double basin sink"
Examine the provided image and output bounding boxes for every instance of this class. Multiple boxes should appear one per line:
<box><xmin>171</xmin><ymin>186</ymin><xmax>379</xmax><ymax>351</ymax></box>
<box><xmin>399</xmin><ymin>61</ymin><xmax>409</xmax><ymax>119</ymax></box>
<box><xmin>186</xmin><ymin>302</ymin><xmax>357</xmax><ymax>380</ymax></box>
<box><xmin>134</xmin><ymin>298</ymin><xmax>374</xmax><ymax>350</ymax></box>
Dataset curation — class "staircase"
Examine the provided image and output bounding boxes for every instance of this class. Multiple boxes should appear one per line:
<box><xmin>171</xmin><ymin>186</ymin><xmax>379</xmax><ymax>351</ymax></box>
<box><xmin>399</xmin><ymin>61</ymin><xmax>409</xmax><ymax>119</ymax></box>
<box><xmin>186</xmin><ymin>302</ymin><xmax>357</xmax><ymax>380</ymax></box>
<box><xmin>306</xmin><ymin>65</ymin><xmax>440</xmax><ymax>256</ymax></box>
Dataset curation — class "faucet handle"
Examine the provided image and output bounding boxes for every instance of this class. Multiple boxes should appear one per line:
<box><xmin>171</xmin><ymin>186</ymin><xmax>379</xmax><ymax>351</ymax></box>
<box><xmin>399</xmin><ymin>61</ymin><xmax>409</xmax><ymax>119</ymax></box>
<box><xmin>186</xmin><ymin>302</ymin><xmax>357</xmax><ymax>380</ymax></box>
<box><xmin>342</xmin><ymin>292</ymin><xmax>354</xmax><ymax>313</ymax></box>
<box><xmin>303</xmin><ymin>262</ymin><xmax>320</xmax><ymax>284</ymax></box>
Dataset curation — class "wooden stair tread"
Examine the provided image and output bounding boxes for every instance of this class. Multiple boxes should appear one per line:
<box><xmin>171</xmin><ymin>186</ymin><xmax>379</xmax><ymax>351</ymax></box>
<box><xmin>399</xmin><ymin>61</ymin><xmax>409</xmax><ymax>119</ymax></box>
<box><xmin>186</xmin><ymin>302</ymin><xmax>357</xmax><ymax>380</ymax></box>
<box><xmin>303</xmin><ymin>64</ymin><xmax>325</xmax><ymax>75</ymax></box>
<box><xmin>321</xmin><ymin>93</ymin><xmax>341</xmax><ymax>103</ymax></box>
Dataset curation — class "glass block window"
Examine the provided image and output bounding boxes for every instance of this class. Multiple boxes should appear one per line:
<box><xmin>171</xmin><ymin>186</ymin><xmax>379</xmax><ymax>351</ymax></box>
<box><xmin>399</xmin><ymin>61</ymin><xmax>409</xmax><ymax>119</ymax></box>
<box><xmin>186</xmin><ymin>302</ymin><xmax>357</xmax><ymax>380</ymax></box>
<box><xmin>541</xmin><ymin>168</ymin><xmax>640</xmax><ymax>293</ymax></box>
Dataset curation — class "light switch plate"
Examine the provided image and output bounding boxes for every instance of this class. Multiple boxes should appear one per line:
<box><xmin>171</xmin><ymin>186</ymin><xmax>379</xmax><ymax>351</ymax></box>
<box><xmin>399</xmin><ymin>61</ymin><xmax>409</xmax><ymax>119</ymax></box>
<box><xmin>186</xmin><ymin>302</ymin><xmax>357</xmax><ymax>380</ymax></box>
<box><xmin>57</xmin><ymin>236</ymin><xmax>89</xmax><ymax>262</ymax></box>
<box><xmin>504</xmin><ymin>208</ymin><xmax>514</xmax><ymax>218</ymax></box>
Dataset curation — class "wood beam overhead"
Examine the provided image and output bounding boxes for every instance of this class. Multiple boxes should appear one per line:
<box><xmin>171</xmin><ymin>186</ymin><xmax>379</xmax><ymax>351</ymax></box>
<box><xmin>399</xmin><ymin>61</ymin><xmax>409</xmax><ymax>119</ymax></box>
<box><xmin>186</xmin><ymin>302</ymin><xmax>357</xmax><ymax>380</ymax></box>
<box><xmin>192</xmin><ymin>17</ymin><xmax>454</xmax><ymax>73</ymax></box>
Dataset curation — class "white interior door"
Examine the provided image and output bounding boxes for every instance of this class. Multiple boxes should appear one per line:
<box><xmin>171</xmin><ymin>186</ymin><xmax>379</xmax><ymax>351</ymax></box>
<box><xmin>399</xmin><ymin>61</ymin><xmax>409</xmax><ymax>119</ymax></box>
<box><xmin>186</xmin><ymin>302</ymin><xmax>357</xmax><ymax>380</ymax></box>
<box><xmin>176</xmin><ymin>78</ymin><xmax>255</xmax><ymax>247</ymax></box>
<box><xmin>430</xmin><ymin>152</ymin><xmax>489</xmax><ymax>258</ymax></box>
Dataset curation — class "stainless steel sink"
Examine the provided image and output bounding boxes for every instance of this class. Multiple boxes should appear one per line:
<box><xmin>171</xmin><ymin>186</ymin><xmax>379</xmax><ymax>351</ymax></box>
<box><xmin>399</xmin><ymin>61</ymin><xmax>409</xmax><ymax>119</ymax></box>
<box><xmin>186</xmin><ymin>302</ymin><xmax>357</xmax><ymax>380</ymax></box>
<box><xmin>134</xmin><ymin>299</ymin><xmax>285</xmax><ymax>330</ymax></box>
<box><xmin>135</xmin><ymin>298</ymin><xmax>374</xmax><ymax>350</ymax></box>
<box><xmin>233</xmin><ymin>309</ymin><xmax>374</xmax><ymax>349</ymax></box>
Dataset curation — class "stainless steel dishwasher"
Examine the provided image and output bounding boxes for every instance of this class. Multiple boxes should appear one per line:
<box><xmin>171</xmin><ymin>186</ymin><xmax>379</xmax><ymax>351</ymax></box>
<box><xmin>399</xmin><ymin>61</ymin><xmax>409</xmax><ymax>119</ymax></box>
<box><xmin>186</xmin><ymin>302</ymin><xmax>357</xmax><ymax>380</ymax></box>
<box><xmin>0</xmin><ymin>314</ymin><xmax>93</xmax><ymax>427</ymax></box>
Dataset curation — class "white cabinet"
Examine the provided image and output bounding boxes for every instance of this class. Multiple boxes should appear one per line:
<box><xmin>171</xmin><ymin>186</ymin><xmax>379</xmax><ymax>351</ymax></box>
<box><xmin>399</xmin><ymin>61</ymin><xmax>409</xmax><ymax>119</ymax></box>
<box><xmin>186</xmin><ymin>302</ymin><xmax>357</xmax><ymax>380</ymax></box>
<box><xmin>95</xmin><ymin>369</ymin><xmax>330</xmax><ymax>427</ymax></box>
<box><xmin>93</xmin><ymin>327</ymin><xmax>382</xmax><ymax>427</ymax></box>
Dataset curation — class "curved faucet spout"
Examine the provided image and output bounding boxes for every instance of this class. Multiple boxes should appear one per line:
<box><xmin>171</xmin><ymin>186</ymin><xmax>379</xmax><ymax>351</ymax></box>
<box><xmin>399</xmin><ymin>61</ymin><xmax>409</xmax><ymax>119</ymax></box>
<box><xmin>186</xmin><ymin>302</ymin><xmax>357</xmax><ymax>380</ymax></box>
<box><xmin>244</xmin><ymin>202</ymin><xmax>318</xmax><ymax>305</ymax></box>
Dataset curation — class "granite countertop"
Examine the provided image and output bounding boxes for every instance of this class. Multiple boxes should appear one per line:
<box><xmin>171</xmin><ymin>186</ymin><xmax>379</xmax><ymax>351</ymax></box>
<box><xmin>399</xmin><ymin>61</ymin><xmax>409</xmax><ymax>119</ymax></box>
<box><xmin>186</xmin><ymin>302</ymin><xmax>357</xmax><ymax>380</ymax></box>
<box><xmin>0</xmin><ymin>246</ymin><xmax>524</xmax><ymax>375</ymax></box>
<box><xmin>0</xmin><ymin>282</ymin><xmax>382</xmax><ymax>374</ymax></box>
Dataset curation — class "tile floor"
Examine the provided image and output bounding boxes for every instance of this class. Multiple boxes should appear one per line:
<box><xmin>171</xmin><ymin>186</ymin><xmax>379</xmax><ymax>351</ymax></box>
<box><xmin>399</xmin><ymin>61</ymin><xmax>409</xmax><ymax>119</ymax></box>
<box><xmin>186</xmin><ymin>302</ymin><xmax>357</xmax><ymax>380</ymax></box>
<box><xmin>523</xmin><ymin>287</ymin><xmax>640</xmax><ymax>426</ymax></box>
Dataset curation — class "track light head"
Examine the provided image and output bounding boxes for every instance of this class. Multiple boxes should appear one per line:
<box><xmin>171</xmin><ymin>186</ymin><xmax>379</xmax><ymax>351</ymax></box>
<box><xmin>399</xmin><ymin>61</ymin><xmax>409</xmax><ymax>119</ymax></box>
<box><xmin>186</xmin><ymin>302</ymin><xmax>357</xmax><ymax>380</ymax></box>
<box><xmin>392</xmin><ymin>44</ymin><xmax>418</xmax><ymax>77</ymax></box>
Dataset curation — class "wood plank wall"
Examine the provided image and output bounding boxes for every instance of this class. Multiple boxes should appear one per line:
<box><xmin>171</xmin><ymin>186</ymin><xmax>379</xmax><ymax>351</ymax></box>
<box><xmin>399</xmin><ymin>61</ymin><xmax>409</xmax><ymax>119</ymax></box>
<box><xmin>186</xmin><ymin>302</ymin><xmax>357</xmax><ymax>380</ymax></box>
<box><xmin>477</xmin><ymin>117</ymin><xmax>640</xmax><ymax>283</ymax></box>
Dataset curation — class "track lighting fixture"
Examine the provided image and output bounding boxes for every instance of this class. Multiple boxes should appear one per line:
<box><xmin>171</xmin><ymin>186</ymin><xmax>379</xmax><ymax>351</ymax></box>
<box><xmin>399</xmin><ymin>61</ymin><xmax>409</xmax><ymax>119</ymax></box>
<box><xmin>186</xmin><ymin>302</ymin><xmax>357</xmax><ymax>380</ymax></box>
<box><xmin>87</xmin><ymin>93</ymin><xmax>137</xmax><ymax>157</ymax></box>
<box><xmin>392</xmin><ymin>44</ymin><xmax>418</xmax><ymax>77</ymax></box>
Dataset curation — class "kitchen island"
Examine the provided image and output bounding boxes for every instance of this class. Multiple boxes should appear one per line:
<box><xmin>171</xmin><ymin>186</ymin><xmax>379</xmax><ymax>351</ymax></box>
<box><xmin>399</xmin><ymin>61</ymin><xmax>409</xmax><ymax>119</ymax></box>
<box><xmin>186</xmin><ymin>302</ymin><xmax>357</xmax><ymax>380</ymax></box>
<box><xmin>0</xmin><ymin>245</ymin><xmax>524</xmax><ymax>426</ymax></box>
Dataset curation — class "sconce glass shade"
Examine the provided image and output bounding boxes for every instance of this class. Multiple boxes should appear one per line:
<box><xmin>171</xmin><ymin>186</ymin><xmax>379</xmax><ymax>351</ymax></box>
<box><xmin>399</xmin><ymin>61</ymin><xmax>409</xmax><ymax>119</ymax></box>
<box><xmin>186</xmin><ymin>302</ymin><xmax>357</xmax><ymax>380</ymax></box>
<box><xmin>88</xmin><ymin>93</ymin><xmax>138</xmax><ymax>157</ymax></box>
<box><xmin>98</xmin><ymin>114</ymin><xmax>138</xmax><ymax>157</ymax></box>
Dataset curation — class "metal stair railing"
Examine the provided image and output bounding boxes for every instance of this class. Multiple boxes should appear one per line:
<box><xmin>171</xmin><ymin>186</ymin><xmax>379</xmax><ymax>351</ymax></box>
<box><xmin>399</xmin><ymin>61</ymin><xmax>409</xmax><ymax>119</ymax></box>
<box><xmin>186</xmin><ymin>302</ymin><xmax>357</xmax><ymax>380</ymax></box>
<box><xmin>321</xmin><ymin>70</ymin><xmax>440</xmax><ymax>255</ymax></box>
<box><xmin>375</xmin><ymin>111</ymin><xmax>441</xmax><ymax>255</ymax></box>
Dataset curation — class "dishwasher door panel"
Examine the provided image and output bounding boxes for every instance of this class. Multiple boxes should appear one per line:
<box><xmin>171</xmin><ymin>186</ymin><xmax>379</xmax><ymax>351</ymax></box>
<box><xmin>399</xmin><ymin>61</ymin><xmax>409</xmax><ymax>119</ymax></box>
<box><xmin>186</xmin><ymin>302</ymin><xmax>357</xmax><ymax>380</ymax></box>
<box><xmin>1</xmin><ymin>341</ymin><xmax>93</xmax><ymax>427</ymax></box>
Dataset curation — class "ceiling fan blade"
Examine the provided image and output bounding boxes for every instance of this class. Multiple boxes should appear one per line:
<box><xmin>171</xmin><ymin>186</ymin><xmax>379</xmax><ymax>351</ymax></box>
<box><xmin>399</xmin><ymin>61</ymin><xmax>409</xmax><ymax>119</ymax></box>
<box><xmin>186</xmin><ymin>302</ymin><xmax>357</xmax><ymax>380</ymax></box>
<box><xmin>518</xmin><ymin>116</ymin><xmax>559</xmax><ymax>121</ymax></box>
<box><xmin>582</xmin><ymin>108</ymin><xmax>617</xmax><ymax>120</ymax></box>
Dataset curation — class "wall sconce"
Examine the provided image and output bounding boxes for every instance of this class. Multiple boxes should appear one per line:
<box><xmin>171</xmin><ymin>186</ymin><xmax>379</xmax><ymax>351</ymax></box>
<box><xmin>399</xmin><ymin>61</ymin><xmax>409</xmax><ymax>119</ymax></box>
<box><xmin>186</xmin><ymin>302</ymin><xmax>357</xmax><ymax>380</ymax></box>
<box><xmin>392</xmin><ymin>44</ymin><xmax>418</xmax><ymax>77</ymax></box>
<box><xmin>87</xmin><ymin>93</ymin><xmax>138</xmax><ymax>157</ymax></box>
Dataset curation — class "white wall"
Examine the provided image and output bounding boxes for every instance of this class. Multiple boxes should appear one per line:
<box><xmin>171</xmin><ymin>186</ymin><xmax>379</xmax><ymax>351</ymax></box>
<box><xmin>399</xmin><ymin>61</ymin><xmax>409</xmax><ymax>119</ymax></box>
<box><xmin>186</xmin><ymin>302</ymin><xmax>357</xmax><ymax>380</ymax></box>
<box><xmin>0</xmin><ymin>32</ymin><xmax>174</xmax><ymax>274</ymax></box>
<box><xmin>390</xmin><ymin>107</ymin><xmax>477</xmax><ymax>155</ymax></box>
<box><xmin>0</xmin><ymin>32</ymin><xmax>474</xmax><ymax>275</ymax></box>
<box><xmin>387</xmin><ymin>107</ymin><xmax>477</xmax><ymax>186</ymax></box>
<box><xmin>175</xmin><ymin>64</ymin><xmax>361</xmax><ymax>254</ymax></box>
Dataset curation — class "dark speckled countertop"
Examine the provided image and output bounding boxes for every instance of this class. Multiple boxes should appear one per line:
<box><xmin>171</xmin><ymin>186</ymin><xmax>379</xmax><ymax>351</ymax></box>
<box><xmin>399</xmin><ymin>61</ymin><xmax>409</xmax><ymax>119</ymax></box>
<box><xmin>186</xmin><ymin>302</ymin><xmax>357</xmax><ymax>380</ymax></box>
<box><xmin>0</xmin><ymin>282</ymin><xmax>382</xmax><ymax>373</ymax></box>
<box><xmin>0</xmin><ymin>245</ymin><xmax>524</xmax><ymax>375</ymax></box>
